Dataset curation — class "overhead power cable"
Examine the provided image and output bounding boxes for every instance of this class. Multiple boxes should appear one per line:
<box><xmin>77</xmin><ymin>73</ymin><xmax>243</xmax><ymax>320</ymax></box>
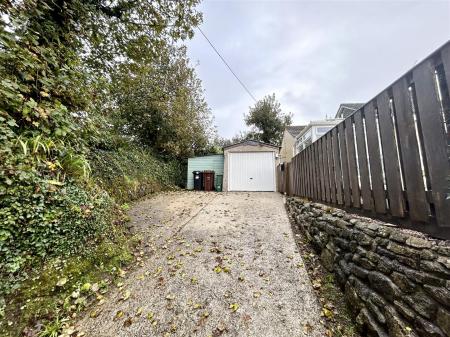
<box><xmin>197</xmin><ymin>26</ymin><xmax>257</xmax><ymax>102</ymax></box>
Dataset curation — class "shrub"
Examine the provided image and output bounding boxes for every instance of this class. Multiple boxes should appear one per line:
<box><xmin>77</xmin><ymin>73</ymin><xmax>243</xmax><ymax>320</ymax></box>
<box><xmin>90</xmin><ymin>144</ymin><xmax>183</xmax><ymax>203</ymax></box>
<box><xmin>0</xmin><ymin>173</ymin><xmax>112</xmax><ymax>295</ymax></box>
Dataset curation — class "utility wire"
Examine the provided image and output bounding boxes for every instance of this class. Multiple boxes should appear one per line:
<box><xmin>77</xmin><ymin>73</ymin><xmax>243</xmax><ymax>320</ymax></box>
<box><xmin>197</xmin><ymin>26</ymin><xmax>257</xmax><ymax>103</ymax></box>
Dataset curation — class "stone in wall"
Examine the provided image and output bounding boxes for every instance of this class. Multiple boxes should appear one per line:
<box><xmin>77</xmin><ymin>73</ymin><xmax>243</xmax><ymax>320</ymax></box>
<box><xmin>286</xmin><ymin>197</ymin><xmax>450</xmax><ymax>337</ymax></box>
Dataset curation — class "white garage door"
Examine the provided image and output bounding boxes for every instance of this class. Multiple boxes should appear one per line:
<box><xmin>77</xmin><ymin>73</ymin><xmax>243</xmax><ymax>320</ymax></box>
<box><xmin>229</xmin><ymin>152</ymin><xmax>276</xmax><ymax>191</ymax></box>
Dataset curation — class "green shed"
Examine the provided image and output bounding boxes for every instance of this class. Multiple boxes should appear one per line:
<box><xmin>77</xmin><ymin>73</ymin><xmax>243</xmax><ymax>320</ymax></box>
<box><xmin>186</xmin><ymin>154</ymin><xmax>224</xmax><ymax>190</ymax></box>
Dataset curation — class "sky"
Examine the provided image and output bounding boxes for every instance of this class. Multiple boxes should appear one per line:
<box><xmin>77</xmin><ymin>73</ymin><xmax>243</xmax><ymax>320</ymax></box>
<box><xmin>186</xmin><ymin>0</ymin><xmax>450</xmax><ymax>139</ymax></box>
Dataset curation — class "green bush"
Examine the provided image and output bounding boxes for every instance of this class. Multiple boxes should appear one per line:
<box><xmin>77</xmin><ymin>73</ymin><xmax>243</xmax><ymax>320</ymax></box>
<box><xmin>0</xmin><ymin>173</ymin><xmax>112</xmax><ymax>295</ymax></box>
<box><xmin>90</xmin><ymin>144</ymin><xmax>183</xmax><ymax>203</ymax></box>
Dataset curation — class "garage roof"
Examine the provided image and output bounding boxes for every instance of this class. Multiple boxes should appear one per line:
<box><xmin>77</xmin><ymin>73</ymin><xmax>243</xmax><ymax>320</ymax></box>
<box><xmin>223</xmin><ymin>140</ymin><xmax>280</xmax><ymax>150</ymax></box>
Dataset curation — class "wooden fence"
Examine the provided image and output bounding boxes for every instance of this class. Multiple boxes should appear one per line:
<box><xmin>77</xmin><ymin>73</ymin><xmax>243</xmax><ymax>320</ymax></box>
<box><xmin>279</xmin><ymin>41</ymin><xmax>450</xmax><ymax>240</ymax></box>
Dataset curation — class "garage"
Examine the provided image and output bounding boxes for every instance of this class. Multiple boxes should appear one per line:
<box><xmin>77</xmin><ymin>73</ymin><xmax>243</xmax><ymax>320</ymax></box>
<box><xmin>223</xmin><ymin>140</ymin><xmax>279</xmax><ymax>192</ymax></box>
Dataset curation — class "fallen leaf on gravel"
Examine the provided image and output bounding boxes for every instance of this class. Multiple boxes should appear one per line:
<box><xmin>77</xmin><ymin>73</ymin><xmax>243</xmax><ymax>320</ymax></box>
<box><xmin>210</xmin><ymin>247</ymin><xmax>222</xmax><ymax>254</ymax></box>
<box><xmin>253</xmin><ymin>291</ymin><xmax>261</xmax><ymax>298</ymax></box>
<box><xmin>123</xmin><ymin>317</ymin><xmax>133</xmax><ymax>327</ymax></box>
<box><xmin>193</xmin><ymin>303</ymin><xmax>203</xmax><ymax>309</ymax></box>
<box><xmin>229</xmin><ymin>303</ymin><xmax>239</xmax><ymax>312</ymax></box>
<box><xmin>154</xmin><ymin>266</ymin><xmax>162</xmax><ymax>276</ymax></box>
<box><xmin>322</xmin><ymin>307</ymin><xmax>334</xmax><ymax>319</ymax></box>
<box><xmin>135</xmin><ymin>307</ymin><xmax>143</xmax><ymax>316</ymax></box>
<box><xmin>166</xmin><ymin>294</ymin><xmax>175</xmax><ymax>300</ymax></box>
<box><xmin>116</xmin><ymin>282</ymin><xmax>124</xmax><ymax>288</ymax></box>
<box><xmin>121</xmin><ymin>290</ymin><xmax>131</xmax><ymax>301</ymax></box>
<box><xmin>223</xmin><ymin>266</ymin><xmax>230</xmax><ymax>273</ymax></box>
<box><xmin>303</xmin><ymin>322</ymin><xmax>312</xmax><ymax>333</ymax></box>
<box><xmin>90</xmin><ymin>309</ymin><xmax>100</xmax><ymax>318</ymax></box>
<box><xmin>238</xmin><ymin>275</ymin><xmax>244</xmax><ymax>282</ymax></box>
<box><xmin>202</xmin><ymin>311</ymin><xmax>209</xmax><ymax>318</ymax></box>
<box><xmin>213</xmin><ymin>266</ymin><xmax>222</xmax><ymax>273</ymax></box>
<box><xmin>146</xmin><ymin>312</ymin><xmax>154</xmax><ymax>320</ymax></box>
<box><xmin>191</xmin><ymin>277</ymin><xmax>198</xmax><ymax>284</ymax></box>
<box><xmin>115</xmin><ymin>310</ymin><xmax>124</xmax><ymax>320</ymax></box>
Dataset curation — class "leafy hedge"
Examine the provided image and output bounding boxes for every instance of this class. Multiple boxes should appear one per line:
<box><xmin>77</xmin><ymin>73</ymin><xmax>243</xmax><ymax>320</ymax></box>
<box><xmin>0</xmin><ymin>174</ymin><xmax>112</xmax><ymax>293</ymax></box>
<box><xmin>0</xmin><ymin>141</ymin><xmax>182</xmax><ymax>294</ymax></box>
<box><xmin>90</xmin><ymin>144</ymin><xmax>184</xmax><ymax>204</ymax></box>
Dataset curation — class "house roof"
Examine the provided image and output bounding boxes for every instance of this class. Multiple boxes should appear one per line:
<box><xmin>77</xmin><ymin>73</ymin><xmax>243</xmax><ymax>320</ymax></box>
<box><xmin>285</xmin><ymin>125</ymin><xmax>306</xmax><ymax>137</ymax></box>
<box><xmin>223</xmin><ymin>140</ymin><xmax>280</xmax><ymax>150</ymax></box>
<box><xmin>335</xmin><ymin>103</ymin><xmax>365</xmax><ymax>119</ymax></box>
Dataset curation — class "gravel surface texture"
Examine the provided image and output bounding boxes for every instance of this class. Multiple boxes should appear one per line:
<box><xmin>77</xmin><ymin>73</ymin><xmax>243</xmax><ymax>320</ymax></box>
<box><xmin>75</xmin><ymin>191</ymin><xmax>325</xmax><ymax>337</ymax></box>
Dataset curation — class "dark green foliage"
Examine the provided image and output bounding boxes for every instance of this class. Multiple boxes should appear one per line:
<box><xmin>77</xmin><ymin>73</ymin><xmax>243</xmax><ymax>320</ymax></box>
<box><xmin>0</xmin><ymin>178</ymin><xmax>112</xmax><ymax>293</ymax></box>
<box><xmin>111</xmin><ymin>45</ymin><xmax>214</xmax><ymax>159</ymax></box>
<box><xmin>244</xmin><ymin>93</ymin><xmax>292</xmax><ymax>145</ymax></box>
<box><xmin>90</xmin><ymin>144</ymin><xmax>183</xmax><ymax>204</ymax></box>
<box><xmin>0</xmin><ymin>1</ymin><xmax>209</xmax><ymax>331</ymax></box>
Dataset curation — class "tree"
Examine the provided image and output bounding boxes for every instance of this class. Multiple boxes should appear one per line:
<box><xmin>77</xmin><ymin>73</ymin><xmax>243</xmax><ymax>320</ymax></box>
<box><xmin>111</xmin><ymin>45</ymin><xmax>214</xmax><ymax>158</ymax></box>
<box><xmin>244</xmin><ymin>94</ymin><xmax>292</xmax><ymax>145</ymax></box>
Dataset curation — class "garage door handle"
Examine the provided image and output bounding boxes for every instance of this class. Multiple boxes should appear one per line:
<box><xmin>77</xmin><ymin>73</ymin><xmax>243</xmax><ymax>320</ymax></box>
<box><xmin>249</xmin><ymin>177</ymin><xmax>253</xmax><ymax>179</ymax></box>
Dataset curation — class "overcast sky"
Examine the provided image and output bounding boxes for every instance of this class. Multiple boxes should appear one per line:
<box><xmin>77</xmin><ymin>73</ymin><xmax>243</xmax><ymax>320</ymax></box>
<box><xmin>187</xmin><ymin>0</ymin><xmax>450</xmax><ymax>139</ymax></box>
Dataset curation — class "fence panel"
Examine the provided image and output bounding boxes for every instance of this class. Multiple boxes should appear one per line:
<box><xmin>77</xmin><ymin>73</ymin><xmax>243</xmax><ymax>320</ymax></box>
<box><xmin>318</xmin><ymin>138</ymin><xmax>325</xmax><ymax>202</ymax></box>
<box><xmin>354</xmin><ymin>110</ymin><xmax>374</xmax><ymax>211</ymax></box>
<box><xmin>338</xmin><ymin>123</ymin><xmax>351</xmax><ymax>207</ymax></box>
<box><xmin>278</xmin><ymin>41</ymin><xmax>450</xmax><ymax>239</ymax></box>
<box><xmin>314</xmin><ymin>142</ymin><xmax>322</xmax><ymax>202</ymax></box>
<box><xmin>332</xmin><ymin>128</ymin><xmax>343</xmax><ymax>205</ymax></box>
<box><xmin>365</xmin><ymin>102</ymin><xmax>387</xmax><ymax>214</ymax></box>
<box><xmin>392</xmin><ymin>77</ymin><xmax>429</xmax><ymax>222</ymax></box>
<box><xmin>345</xmin><ymin>117</ymin><xmax>361</xmax><ymax>208</ymax></box>
<box><xmin>376</xmin><ymin>91</ymin><xmax>405</xmax><ymax>217</ymax></box>
<box><xmin>325</xmin><ymin>134</ymin><xmax>334</xmax><ymax>204</ymax></box>
<box><xmin>413</xmin><ymin>59</ymin><xmax>450</xmax><ymax>227</ymax></box>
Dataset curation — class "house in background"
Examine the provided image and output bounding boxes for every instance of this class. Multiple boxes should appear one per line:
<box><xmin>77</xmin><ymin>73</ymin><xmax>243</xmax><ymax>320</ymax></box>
<box><xmin>292</xmin><ymin>102</ymin><xmax>365</xmax><ymax>156</ymax></box>
<box><xmin>335</xmin><ymin>103</ymin><xmax>364</xmax><ymax>119</ymax></box>
<box><xmin>280</xmin><ymin>125</ymin><xmax>305</xmax><ymax>163</ymax></box>
<box><xmin>293</xmin><ymin>119</ymin><xmax>343</xmax><ymax>155</ymax></box>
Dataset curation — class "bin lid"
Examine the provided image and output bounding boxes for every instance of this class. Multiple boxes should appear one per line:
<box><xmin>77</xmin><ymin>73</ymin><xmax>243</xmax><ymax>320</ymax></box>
<box><xmin>193</xmin><ymin>171</ymin><xmax>202</xmax><ymax>174</ymax></box>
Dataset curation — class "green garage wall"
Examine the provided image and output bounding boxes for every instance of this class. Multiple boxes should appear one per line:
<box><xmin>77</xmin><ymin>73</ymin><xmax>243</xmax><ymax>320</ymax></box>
<box><xmin>186</xmin><ymin>154</ymin><xmax>224</xmax><ymax>189</ymax></box>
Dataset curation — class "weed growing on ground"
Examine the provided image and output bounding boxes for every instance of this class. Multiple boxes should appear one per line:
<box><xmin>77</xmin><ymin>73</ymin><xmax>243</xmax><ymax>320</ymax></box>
<box><xmin>289</xmin><ymin>217</ymin><xmax>360</xmax><ymax>337</ymax></box>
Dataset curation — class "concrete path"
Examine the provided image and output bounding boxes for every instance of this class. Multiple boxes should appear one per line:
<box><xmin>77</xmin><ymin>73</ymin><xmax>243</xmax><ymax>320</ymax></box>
<box><xmin>75</xmin><ymin>192</ymin><xmax>325</xmax><ymax>337</ymax></box>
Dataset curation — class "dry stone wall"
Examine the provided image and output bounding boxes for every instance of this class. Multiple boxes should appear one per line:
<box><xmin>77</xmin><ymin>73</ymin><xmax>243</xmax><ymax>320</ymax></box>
<box><xmin>286</xmin><ymin>197</ymin><xmax>450</xmax><ymax>337</ymax></box>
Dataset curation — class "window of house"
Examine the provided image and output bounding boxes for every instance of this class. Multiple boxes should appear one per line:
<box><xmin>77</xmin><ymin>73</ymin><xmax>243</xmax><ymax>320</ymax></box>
<box><xmin>316</xmin><ymin>126</ymin><xmax>332</xmax><ymax>136</ymax></box>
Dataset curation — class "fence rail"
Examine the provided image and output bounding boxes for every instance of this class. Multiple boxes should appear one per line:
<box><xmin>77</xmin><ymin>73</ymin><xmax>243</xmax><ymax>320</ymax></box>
<box><xmin>279</xmin><ymin>41</ymin><xmax>450</xmax><ymax>240</ymax></box>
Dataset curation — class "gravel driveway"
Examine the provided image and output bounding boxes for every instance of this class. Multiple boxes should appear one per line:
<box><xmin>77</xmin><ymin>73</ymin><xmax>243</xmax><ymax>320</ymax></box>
<box><xmin>75</xmin><ymin>191</ymin><xmax>325</xmax><ymax>337</ymax></box>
